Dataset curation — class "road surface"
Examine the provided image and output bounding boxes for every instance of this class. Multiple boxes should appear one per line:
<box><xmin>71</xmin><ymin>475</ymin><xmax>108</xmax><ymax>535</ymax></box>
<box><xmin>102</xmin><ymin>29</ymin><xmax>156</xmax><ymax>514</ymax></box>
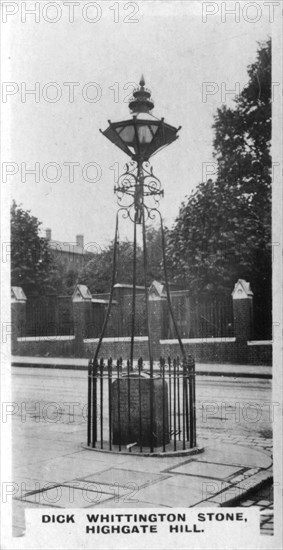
<box><xmin>10</xmin><ymin>367</ymin><xmax>273</xmax><ymax>446</ymax></box>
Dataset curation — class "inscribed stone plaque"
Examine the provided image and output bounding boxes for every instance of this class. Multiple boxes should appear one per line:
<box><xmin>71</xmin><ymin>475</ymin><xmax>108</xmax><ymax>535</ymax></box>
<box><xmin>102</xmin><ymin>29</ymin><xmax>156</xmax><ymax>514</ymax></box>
<box><xmin>111</xmin><ymin>376</ymin><xmax>169</xmax><ymax>447</ymax></box>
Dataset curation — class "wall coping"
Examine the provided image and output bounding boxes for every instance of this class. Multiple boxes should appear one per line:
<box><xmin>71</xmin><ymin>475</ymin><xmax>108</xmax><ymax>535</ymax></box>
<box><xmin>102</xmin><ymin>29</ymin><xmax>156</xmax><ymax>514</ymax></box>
<box><xmin>11</xmin><ymin>286</ymin><xmax>27</xmax><ymax>302</ymax></box>
<box><xmin>17</xmin><ymin>336</ymin><xmax>75</xmax><ymax>342</ymax></box>
<box><xmin>92</xmin><ymin>299</ymin><xmax>112</xmax><ymax>304</ymax></box>
<box><xmin>160</xmin><ymin>337</ymin><xmax>236</xmax><ymax>344</ymax></box>
<box><xmin>84</xmin><ymin>336</ymin><xmax>149</xmax><ymax>343</ymax></box>
<box><xmin>114</xmin><ymin>284</ymin><xmax>145</xmax><ymax>289</ymax></box>
<box><xmin>247</xmin><ymin>340</ymin><xmax>272</xmax><ymax>346</ymax></box>
<box><xmin>232</xmin><ymin>279</ymin><xmax>254</xmax><ymax>299</ymax></box>
<box><xmin>15</xmin><ymin>336</ymin><xmax>272</xmax><ymax>346</ymax></box>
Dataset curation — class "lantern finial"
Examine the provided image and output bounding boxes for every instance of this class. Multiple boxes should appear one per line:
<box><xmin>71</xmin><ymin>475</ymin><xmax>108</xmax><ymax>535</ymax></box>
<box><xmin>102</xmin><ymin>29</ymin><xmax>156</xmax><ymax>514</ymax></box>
<box><xmin>129</xmin><ymin>77</ymin><xmax>154</xmax><ymax>113</ymax></box>
<box><xmin>140</xmin><ymin>74</ymin><xmax>145</xmax><ymax>87</ymax></box>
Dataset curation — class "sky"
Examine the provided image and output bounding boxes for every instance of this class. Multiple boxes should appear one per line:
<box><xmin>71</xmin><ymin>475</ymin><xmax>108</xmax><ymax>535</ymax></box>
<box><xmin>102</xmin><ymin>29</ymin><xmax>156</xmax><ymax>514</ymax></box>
<box><xmin>2</xmin><ymin>0</ymin><xmax>274</xmax><ymax>250</ymax></box>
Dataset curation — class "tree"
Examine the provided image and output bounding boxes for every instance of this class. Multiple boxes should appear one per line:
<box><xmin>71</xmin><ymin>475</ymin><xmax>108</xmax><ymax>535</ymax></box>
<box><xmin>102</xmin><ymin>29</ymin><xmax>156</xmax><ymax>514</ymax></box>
<box><xmin>44</xmin><ymin>256</ymin><xmax>80</xmax><ymax>296</ymax></box>
<box><xmin>213</xmin><ymin>38</ymin><xmax>271</xmax><ymax>205</ymax></box>
<box><xmin>167</xmin><ymin>39</ymin><xmax>271</xmax><ymax>303</ymax></box>
<box><xmin>78</xmin><ymin>240</ymin><xmax>141</xmax><ymax>294</ymax></box>
<box><xmin>78</xmin><ymin>226</ymin><xmax>164</xmax><ymax>294</ymax></box>
<box><xmin>144</xmin><ymin>225</ymin><xmax>164</xmax><ymax>282</ymax></box>
<box><xmin>11</xmin><ymin>201</ymin><xmax>53</xmax><ymax>295</ymax></box>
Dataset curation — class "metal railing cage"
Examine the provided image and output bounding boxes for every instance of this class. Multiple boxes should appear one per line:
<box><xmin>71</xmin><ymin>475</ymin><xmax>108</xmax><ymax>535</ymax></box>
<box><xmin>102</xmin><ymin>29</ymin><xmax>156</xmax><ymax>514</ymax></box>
<box><xmin>87</xmin><ymin>355</ymin><xmax>196</xmax><ymax>455</ymax></box>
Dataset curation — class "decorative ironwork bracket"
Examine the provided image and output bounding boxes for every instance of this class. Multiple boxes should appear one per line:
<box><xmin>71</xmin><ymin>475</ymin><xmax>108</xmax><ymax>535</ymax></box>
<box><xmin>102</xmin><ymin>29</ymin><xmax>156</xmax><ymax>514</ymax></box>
<box><xmin>114</xmin><ymin>160</ymin><xmax>164</xmax><ymax>223</ymax></box>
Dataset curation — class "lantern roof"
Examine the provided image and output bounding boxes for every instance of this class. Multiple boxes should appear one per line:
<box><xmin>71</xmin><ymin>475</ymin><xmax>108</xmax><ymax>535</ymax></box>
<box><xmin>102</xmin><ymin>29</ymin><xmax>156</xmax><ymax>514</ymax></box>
<box><xmin>100</xmin><ymin>76</ymin><xmax>181</xmax><ymax>161</ymax></box>
<box><xmin>129</xmin><ymin>75</ymin><xmax>154</xmax><ymax>113</ymax></box>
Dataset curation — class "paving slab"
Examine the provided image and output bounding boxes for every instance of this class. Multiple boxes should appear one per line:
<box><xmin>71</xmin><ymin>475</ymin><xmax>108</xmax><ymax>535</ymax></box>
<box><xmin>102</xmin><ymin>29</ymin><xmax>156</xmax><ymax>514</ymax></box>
<box><xmin>69</xmin><ymin>449</ymin><xmax>130</xmax><ymax>466</ymax></box>
<box><xmin>194</xmin><ymin>443</ymin><xmax>272</xmax><ymax>469</ymax></box>
<box><xmin>12</xmin><ymin>478</ymin><xmax>61</xmax><ymax>498</ymax></box>
<box><xmin>62</xmin><ymin>479</ymin><xmax>137</xmax><ymax>498</ymax></box>
<box><xmin>22</xmin><ymin>485</ymin><xmax>112</xmax><ymax>508</ymax></box>
<box><xmin>15</xmin><ymin>429</ymin><xmax>86</xmax><ymax>445</ymax></box>
<box><xmin>168</xmin><ymin>460</ymin><xmax>242</xmax><ymax>480</ymax></box>
<box><xmin>13</xmin><ymin>448</ymin><xmax>78</xmax><ymax>466</ymax></box>
<box><xmin>12</xmin><ymin>443</ymin><xmax>272</xmax><ymax>512</ymax></box>
<box><xmin>131</xmin><ymin>475</ymin><xmax>230</xmax><ymax>508</ymax></box>
<box><xmin>81</xmin><ymin>467</ymin><xmax>169</xmax><ymax>488</ymax></box>
<box><xmin>104</xmin><ymin>454</ymin><xmax>191</xmax><ymax>473</ymax></box>
<box><xmin>13</xmin><ymin>440</ymin><xmax>77</xmax><ymax>456</ymax></box>
<box><xmin>14</xmin><ymin>457</ymin><xmax>109</xmax><ymax>484</ymax></box>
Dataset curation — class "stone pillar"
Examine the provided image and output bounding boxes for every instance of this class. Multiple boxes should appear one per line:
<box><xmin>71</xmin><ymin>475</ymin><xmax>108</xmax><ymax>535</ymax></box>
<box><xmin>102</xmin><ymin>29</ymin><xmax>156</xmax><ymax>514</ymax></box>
<box><xmin>113</xmin><ymin>284</ymin><xmax>145</xmax><ymax>337</ymax></box>
<box><xmin>72</xmin><ymin>284</ymin><xmax>93</xmax><ymax>355</ymax></box>
<box><xmin>232</xmin><ymin>279</ymin><xmax>254</xmax><ymax>342</ymax></box>
<box><xmin>111</xmin><ymin>375</ymin><xmax>169</xmax><ymax>447</ymax></box>
<box><xmin>11</xmin><ymin>287</ymin><xmax>27</xmax><ymax>353</ymax></box>
<box><xmin>148</xmin><ymin>296</ymin><xmax>168</xmax><ymax>358</ymax></box>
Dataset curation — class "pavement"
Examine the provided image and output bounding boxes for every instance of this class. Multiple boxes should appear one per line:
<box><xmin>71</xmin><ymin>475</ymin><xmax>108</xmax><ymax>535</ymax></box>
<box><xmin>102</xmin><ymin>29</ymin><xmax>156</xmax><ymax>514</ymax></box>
<box><xmin>237</xmin><ymin>483</ymin><xmax>274</xmax><ymax>536</ymax></box>
<box><xmin>11</xmin><ymin>358</ymin><xmax>273</xmax><ymax>538</ymax></box>
<box><xmin>12</xmin><ymin>355</ymin><xmax>272</xmax><ymax>378</ymax></box>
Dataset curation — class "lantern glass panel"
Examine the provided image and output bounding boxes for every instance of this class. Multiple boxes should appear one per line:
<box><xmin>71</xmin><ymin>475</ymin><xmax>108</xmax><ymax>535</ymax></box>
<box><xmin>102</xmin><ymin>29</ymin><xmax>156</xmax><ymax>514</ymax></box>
<box><xmin>137</xmin><ymin>125</ymin><xmax>153</xmax><ymax>144</ymax></box>
<box><xmin>116</xmin><ymin>125</ymin><xmax>135</xmax><ymax>144</ymax></box>
<box><xmin>102</xmin><ymin>110</ymin><xmax>179</xmax><ymax>160</ymax></box>
<box><xmin>150</xmin><ymin>125</ymin><xmax>159</xmax><ymax>135</ymax></box>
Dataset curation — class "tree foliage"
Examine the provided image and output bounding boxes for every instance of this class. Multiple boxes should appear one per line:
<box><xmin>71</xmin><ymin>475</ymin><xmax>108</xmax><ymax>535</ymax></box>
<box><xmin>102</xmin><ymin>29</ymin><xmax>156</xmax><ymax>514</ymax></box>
<box><xmin>78</xmin><ymin>226</ymin><xmax>164</xmax><ymax>294</ymax></box>
<box><xmin>167</xmin><ymin>39</ymin><xmax>271</xmax><ymax>300</ymax></box>
<box><xmin>11</xmin><ymin>201</ymin><xmax>53</xmax><ymax>295</ymax></box>
<box><xmin>213</xmin><ymin>38</ymin><xmax>271</xmax><ymax>204</ymax></box>
<box><xmin>11</xmin><ymin>199</ymin><xmax>165</xmax><ymax>297</ymax></box>
<box><xmin>44</xmin><ymin>256</ymin><xmax>80</xmax><ymax>296</ymax></box>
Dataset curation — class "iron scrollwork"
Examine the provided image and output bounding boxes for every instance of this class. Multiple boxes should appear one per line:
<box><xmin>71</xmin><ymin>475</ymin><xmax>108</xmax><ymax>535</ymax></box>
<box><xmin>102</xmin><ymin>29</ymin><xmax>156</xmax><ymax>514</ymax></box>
<box><xmin>114</xmin><ymin>160</ymin><xmax>164</xmax><ymax>223</ymax></box>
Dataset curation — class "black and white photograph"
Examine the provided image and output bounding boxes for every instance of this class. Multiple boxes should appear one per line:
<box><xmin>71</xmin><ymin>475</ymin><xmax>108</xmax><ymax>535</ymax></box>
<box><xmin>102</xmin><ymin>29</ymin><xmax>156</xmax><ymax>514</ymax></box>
<box><xmin>1</xmin><ymin>1</ymin><xmax>282</xmax><ymax>548</ymax></box>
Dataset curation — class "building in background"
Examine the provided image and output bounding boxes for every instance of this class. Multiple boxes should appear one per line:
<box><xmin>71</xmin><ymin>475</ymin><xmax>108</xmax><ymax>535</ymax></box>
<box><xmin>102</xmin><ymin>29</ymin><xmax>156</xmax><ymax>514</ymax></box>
<box><xmin>45</xmin><ymin>229</ymin><xmax>93</xmax><ymax>270</ymax></box>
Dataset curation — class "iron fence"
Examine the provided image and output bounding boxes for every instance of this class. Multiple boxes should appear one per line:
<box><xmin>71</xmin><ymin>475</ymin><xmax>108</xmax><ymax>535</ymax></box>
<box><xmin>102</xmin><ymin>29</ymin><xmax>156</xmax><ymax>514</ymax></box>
<box><xmin>25</xmin><ymin>295</ymin><xmax>74</xmax><ymax>336</ymax></box>
<box><xmin>87</xmin><ymin>355</ymin><xmax>196</xmax><ymax>454</ymax></box>
<box><xmin>24</xmin><ymin>293</ymin><xmax>236</xmax><ymax>339</ymax></box>
<box><xmin>22</xmin><ymin>293</ymin><xmax>275</xmax><ymax>341</ymax></box>
<box><xmin>188</xmin><ymin>298</ymin><xmax>234</xmax><ymax>338</ymax></box>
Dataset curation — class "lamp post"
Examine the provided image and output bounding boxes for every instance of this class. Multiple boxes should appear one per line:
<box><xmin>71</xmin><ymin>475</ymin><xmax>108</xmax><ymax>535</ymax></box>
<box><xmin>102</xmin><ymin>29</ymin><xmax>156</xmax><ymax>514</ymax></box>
<box><xmin>97</xmin><ymin>76</ymin><xmax>185</xmax><ymax>364</ymax></box>
<box><xmin>87</xmin><ymin>76</ymin><xmax>196</xmax><ymax>454</ymax></box>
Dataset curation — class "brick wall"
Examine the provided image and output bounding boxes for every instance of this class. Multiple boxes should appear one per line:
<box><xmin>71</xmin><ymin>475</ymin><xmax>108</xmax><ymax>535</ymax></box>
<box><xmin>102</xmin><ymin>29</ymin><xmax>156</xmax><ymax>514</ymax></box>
<box><xmin>247</xmin><ymin>343</ymin><xmax>273</xmax><ymax>365</ymax></box>
<box><xmin>12</xmin><ymin>336</ymin><xmax>272</xmax><ymax>365</ymax></box>
<box><xmin>84</xmin><ymin>338</ymin><xmax>149</xmax><ymax>360</ymax></box>
<box><xmin>13</xmin><ymin>337</ymin><xmax>76</xmax><ymax>357</ymax></box>
<box><xmin>11</xmin><ymin>281</ymin><xmax>272</xmax><ymax>365</ymax></box>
